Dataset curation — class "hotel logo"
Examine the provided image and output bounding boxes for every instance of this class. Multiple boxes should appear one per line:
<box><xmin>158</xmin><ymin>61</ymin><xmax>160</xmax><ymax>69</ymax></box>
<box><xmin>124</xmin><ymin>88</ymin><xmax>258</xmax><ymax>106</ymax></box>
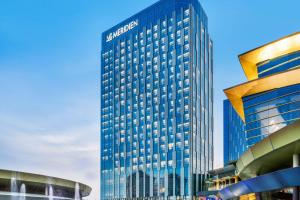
<box><xmin>106</xmin><ymin>20</ymin><xmax>139</xmax><ymax>42</ymax></box>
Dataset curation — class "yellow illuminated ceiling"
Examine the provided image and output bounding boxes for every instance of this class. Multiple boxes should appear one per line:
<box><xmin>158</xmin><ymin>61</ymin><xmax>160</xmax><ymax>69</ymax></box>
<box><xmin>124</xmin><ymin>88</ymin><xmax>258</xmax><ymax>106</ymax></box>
<box><xmin>239</xmin><ymin>32</ymin><xmax>300</xmax><ymax>81</ymax></box>
<box><xmin>224</xmin><ymin>68</ymin><xmax>300</xmax><ymax>121</ymax></box>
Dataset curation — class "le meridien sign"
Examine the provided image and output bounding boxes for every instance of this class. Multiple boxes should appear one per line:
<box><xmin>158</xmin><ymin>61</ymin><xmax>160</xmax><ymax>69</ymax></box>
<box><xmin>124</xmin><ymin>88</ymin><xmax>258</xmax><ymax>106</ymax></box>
<box><xmin>106</xmin><ymin>20</ymin><xmax>139</xmax><ymax>42</ymax></box>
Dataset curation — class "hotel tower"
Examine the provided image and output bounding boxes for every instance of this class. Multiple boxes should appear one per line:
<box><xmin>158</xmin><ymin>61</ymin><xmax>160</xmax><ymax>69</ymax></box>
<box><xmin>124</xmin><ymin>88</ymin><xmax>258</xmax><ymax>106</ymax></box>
<box><xmin>101</xmin><ymin>0</ymin><xmax>213</xmax><ymax>199</ymax></box>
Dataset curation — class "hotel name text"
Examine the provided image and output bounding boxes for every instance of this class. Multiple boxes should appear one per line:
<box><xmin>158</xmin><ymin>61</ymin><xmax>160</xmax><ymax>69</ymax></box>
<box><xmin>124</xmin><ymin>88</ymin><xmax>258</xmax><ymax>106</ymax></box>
<box><xmin>106</xmin><ymin>20</ymin><xmax>139</xmax><ymax>42</ymax></box>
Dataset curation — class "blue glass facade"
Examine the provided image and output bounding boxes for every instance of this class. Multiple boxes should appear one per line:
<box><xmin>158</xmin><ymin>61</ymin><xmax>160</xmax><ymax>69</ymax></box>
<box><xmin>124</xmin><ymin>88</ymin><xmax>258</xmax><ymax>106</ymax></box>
<box><xmin>243</xmin><ymin>84</ymin><xmax>300</xmax><ymax>147</ymax></box>
<box><xmin>258</xmin><ymin>51</ymin><xmax>300</xmax><ymax>78</ymax></box>
<box><xmin>223</xmin><ymin>100</ymin><xmax>246</xmax><ymax>165</ymax></box>
<box><xmin>101</xmin><ymin>0</ymin><xmax>213</xmax><ymax>199</ymax></box>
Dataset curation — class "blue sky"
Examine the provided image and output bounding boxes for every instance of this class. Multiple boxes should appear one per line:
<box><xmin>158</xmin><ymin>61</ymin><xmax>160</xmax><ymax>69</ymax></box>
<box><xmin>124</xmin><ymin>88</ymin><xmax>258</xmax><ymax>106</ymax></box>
<box><xmin>1</xmin><ymin>0</ymin><xmax>300</xmax><ymax>199</ymax></box>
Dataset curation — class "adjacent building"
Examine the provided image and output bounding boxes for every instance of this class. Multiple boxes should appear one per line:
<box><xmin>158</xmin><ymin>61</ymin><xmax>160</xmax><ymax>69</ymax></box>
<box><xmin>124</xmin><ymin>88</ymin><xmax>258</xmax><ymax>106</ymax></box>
<box><xmin>100</xmin><ymin>0</ymin><xmax>214</xmax><ymax>199</ymax></box>
<box><xmin>0</xmin><ymin>169</ymin><xmax>91</xmax><ymax>200</ymax></box>
<box><xmin>217</xmin><ymin>32</ymin><xmax>300</xmax><ymax>199</ymax></box>
<box><xmin>225</xmin><ymin>32</ymin><xmax>300</xmax><ymax>151</ymax></box>
<box><xmin>223</xmin><ymin>99</ymin><xmax>246</xmax><ymax>166</ymax></box>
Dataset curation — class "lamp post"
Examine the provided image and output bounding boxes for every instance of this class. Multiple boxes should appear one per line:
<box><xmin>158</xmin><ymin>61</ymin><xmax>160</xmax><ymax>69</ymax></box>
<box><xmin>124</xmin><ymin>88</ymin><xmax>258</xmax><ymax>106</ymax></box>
<box><xmin>293</xmin><ymin>154</ymin><xmax>299</xmax><ymax>200</ymax></box>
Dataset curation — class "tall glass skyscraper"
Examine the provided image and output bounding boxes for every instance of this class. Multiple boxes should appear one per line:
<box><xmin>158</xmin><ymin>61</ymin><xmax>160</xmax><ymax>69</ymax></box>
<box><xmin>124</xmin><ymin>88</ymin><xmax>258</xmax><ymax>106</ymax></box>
<box><xmin>101</xmin><ymin>0</ymin><xmax>213</xmax><ymax>199</ymax></box>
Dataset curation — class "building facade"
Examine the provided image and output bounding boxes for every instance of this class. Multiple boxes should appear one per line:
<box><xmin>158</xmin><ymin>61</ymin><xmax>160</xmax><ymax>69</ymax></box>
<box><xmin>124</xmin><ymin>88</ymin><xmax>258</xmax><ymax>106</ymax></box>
<box><xmin>101</xmin><ymin>0</ymin><xmax>213</xmax><ymax>199</ymax></box>
<box><xmin>243</xmin><ymin>83</ymin><xmax>300</xmax><ymax>148</ymax></box>
<box><xmin>223</xmin><ymin>99</ymin><xmax>246</xmax><ymax>165</ymax></box>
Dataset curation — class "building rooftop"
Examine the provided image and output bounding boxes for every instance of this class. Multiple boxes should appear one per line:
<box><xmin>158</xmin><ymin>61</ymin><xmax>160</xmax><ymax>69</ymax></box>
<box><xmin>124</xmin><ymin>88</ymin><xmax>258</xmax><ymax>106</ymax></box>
<box><xmin>224</xmin><ymin>67</ymin><xmax>300</xmax><ymax>121</ymax></box>
<box><xmin>0</xmin><ymin>169</ymin><xmax>91</xmax><ymax>199</ymax></box>
<box><xmin>239</xmin><ymin>32</ymin><xmax>300</xmax><ymax>81</ymax></box>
